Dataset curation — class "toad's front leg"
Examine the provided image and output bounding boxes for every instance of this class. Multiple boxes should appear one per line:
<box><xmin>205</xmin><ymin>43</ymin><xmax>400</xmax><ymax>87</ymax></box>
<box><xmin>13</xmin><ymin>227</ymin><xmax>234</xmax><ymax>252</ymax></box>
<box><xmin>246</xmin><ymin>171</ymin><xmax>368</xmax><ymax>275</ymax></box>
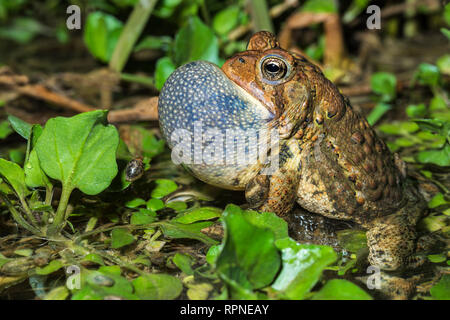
<box><xmin>245</xmin><ymin>140</ymin><xmax>302</xmax><ymax>216</ymax></box>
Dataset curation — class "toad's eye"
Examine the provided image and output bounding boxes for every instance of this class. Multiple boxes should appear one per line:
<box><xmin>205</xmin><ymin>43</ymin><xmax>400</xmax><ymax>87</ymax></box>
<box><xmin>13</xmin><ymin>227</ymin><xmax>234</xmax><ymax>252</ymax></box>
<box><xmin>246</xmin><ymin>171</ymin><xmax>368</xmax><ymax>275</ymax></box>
<box><xmin>261</xmin><ymin>57</ymin><xmax>287</xmax><ymax>81</ymax></box>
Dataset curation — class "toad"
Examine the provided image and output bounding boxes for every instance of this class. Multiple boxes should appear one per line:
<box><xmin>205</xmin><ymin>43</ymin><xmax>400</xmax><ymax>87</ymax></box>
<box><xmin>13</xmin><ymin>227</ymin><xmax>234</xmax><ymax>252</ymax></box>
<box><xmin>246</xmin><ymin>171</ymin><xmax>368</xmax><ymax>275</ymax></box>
<box><xmin>158</xmin><ymin>31</ymin><xmax>425</xmax><ymax>272</ymax></box>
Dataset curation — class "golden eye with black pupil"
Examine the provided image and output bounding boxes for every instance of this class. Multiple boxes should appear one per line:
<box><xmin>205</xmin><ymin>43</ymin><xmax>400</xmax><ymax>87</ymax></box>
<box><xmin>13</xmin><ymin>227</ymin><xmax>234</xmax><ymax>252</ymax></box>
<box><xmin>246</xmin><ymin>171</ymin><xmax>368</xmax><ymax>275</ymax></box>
<box><xmin>261</xmin><ymin>57</ymin><xmax>287</xmax><ymax>81</ymax></box>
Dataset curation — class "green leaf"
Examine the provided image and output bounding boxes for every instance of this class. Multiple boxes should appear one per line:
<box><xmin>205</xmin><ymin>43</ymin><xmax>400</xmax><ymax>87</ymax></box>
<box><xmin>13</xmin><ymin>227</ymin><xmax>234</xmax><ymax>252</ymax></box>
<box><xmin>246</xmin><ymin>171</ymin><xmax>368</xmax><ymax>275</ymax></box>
<box><xmin>394</xmin><ymin>137</ymin><xmax>415</xmax><ymax>147</ymax></box>
<box><xmin>370</xmin><ymin>72</ymin><xmax>397</xmax><ymax>102</ymax></box>
<box><xmin>111</xmin><ymin>0</ymin><xmax>138</xmax><ymax>7</ymax></box>
<box><xmin>416</xmin><ymin>144</ymin><xmax>450</xmax><ymax>167</ymax></box>
<box><xmin>367</xmin><ymin>102</ymin><xmax>391</xmax><ymax>125</ymax></box>
<box><xmin>25</xmin><ymin>150</ymin><xmax>51</xmax><ymax>189</ymax></box>
<box><xmin>134</xmin><ymin>126</ymin><xmax>165</xmax><ymax>159</ymax></box>
<box><xmin>35</xmin><ymin>110</ymin><xmax>119</xmax><ymax>195</ymax></box>
<box><xmin>414</xmin><ymin>119</ymin><xmax>444</xmax><ymax>132</ymax></box>
<box><xmin>271</xmin><ymin>238</ymin><xmax>337</xmax><ymax>299</ymax></box>
<box><xmin>241</xmin><ymin>210</ymin><xmax>289</xmax><ymax>241</ymax></box>
<box><xmin>165</xmin><ymin>201</ymin><xmax>186</xmax><ymax>211</ymax></box>
<box><xmin>82</xmin><ymin>253</ymin><xmax>105</xmax><ymax>266</ymax></box>
<box><xmin>24</xmin><ymin>124</ymin><xmax>50</xmax><ymax>189</ymax></box>
<box><xmin>0</xmin><ymin>158</ymin><xmax>30</xmax><ymax>199</ymax></box>
<box><xmin>418</xmin><ymin>215</ymin><xmax>447</xmax><ymax>232</ymax></box>
<box><xmin>0</xmin><ymin>17</ymin><xmax>45</xmax><ymax>44</ymax></box>
<box><xmin>160</xmin><ymin>221</ymin><xmax>217</xmax><ymax>245</ymax></box>
<box><xmin>428</xmin><ymin>193</ymin><xmax>448</xmax><ymax>208</ymax></box>
<box><xmin>151</xmin><ymin>179</ymin><xmax>178</xmax><ymax>198</ymax></box>
<box><xmin>173</xmin><ymin>207</ymin><xmax>221</xmax><ymax>224</ymax></box>
<box><xmin>8</xmin><ymin>149</ymin><xmax>25</xmax><ymax>165</ymax></box>
<box><xmin>414</xmin><ymin>63</ymin><xmax>440</xmax><ymax>87</ymax></box>
<box><xmin>173</xmin><ymin>16</ymin><xmax>219</xmax><ymax>66</ymax></box>
<box><xmin>206</xmin><ymin>244</ymin><xmax>221</xmax><ymax>266</ymax></box>
<box><xmin>14</xmin><ymin>249</ymin><xmax>33</xmax><ymax>257</ymax></box>
<box><xmin>406</xmin><ymin>103</ymin><xmax>427</xmax><ymax>118</ymax></box>
<box><xmin>436</xmin><ymin>54</ymin><xmax>450</xmax><ymax>75</ymax></box>
<box><xmin>130</xmin><ymin>209</ymin><xmax>156</xmax><ymax>225</ymax></box>
<box><xmin>155</xmin><ymin>56</ymin><xmax>176</xmax><ymax>90</ymax></box>
<box><xmin>212</xmin><ymin>6</ymin><xmax>240</xmax><ymax>35</ymax></box>
<box><xmin>172</xmin><ymin>253</ymin><xmax>194</xmax><ymax>275</ymax></box>
<box><xmin>7</xmin><ymin>115</ymin><xmax>32</xmax><ymax>140</ymax></box>
<box><xmin>430</xmin><ymin>275</ymin><xmax>450</xmax><ymax>300</ymax></box>
<box><xmin>36</xmin><ymin>260</ymin><xmax>63</xmax><ymax>275</ymax></box>
<box><xmin>444</xmin><ymin>3</ymin><xmax>450</xmax><ymax>25</ymax></box>
<box><xmin>216</xmin><ymin>204</ymin><xmax>281</xmax><ymax>291</ymax></box>
<box><xmin>342</xmin><ymin>0</ymin><xmax>369</xmax><ymax>23</ymax></box>
<box><xmin>427</xmin><ymin>254</ymin><xmax>446</xmax><ymax>263</ymax></box>
<box><xmin>378</xmin><ymin>123</ymin><xmax>401</xmax><ymax>135</ymax></box>
<box><xmin>186</xmin><ymin>282</ymin><xmax>214</xmax><ymax>300</ymax></box>
<box><xmin>311</xmin><ymin>279</ymin><xmax>372</xmax><ymax>300</ymax></box>
<box><xmin>0</xmin><ymin>120</ymin><xmax>12</xmax><ymax>139</ymax></box>
<box><xmin>430</xmin><ymin>95</ymin><xmax>447</xmax><ymax>111</ymax></box>
<box><xmin>147</xmin><ymin>198</ymin><xmax>165</xmax><ymax>211</ymax></box>
<box><xmin>305</xmin><ymin>36</ymin><xmax>325</xmax><ymax>61</ymax></box>
<box><xmin>154</xmin><ymin>0</ymin><xmax>183</xmax><ymax>18</ymax></box>
<box><xmin>133</xmin><ymin>274</ymin><xmax>182</xmax><ymax>300</ymax></box>
<box><xmin>134</xmin><ymin>35</ymin><xmax>172</xmax><ymax>52</ymax></box>
<box><xmin>302</xmin><ymin>0</ymin><xmax>337</xmax><ymax>13</ymax></box>
<box><xmin>441</xmin><ymin>28</ymin><xmax>450</xmax><ymax>40</ymax></box>
<box><xmin>83</xmin><ymin>12</ymin><xmax>124</xmax><ymax>62</ymax></box>
<box><xmin>0</xmin><ymin>252</ymin><xmax>11</xmax><ymax>268</ymax></box>
<box><xmin>125</xmin><ymin>198</ymin><xmax>146</xmax><ymax>208</ymax></box>
<box><xmin>73</xmin><ymin>268</ymin><xmax>137</xmax><ymax>300</ymax></box>
<box><xmin>111</xmin><ymin>228</ymin><xmax>135</xmax><ymax>248</ymax></box>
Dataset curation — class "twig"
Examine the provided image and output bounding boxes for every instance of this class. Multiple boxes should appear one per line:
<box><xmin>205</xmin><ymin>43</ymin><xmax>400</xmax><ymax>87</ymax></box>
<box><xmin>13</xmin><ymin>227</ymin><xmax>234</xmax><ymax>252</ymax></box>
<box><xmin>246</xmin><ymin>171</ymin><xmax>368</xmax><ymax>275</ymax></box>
<box><xmin>278</xmin><ymin>11</ymin><xmax>344</xmax><ymax>67</ymax></box>
<box><xmin>108</xmin><ymin>96</ymin><xmax>158</xmax><ymax>123</ymax></box>
<box><xmin>18</xmin><ymin>85</ymin><xmax>95</xmax><ymax>113</ymax></box>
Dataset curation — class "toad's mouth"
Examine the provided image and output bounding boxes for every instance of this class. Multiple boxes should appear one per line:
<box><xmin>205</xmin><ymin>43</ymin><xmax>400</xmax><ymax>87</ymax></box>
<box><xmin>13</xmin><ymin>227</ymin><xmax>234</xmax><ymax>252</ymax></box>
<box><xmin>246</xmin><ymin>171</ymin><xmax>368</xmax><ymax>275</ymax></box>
<box><xmin>158</xmin><ymin>60</ymin><xmax>275</xmax><ymax>147</ymax></box>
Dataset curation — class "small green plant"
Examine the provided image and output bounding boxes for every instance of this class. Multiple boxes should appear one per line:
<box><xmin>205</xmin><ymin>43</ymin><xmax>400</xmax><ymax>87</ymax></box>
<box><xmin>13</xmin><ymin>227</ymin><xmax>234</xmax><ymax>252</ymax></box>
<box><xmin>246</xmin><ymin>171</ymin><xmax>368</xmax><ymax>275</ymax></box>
<box><xmin>0</xmin><ymin>111</ymin><xmax>119</xmax><ymax>237</ymax></box>
<box><xmin>367</xmin><ymin>71</ymin><xmax>397</xmax><ymax>125</ymax></box>
<box><xmin>206</xmin><ymin>205</ymin><xmax>372</xmax><ymax>300</ymax></box>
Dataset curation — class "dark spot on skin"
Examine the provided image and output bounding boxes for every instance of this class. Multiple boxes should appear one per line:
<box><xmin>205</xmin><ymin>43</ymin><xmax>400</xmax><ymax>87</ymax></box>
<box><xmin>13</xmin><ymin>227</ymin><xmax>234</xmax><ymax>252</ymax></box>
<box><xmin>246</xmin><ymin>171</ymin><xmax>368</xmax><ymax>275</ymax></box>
<box><xmin>326</xmin><ymin>109</ymin><xmax>337</xmax><ymax>118</ymax></box>
<box><xmin>279</xmin><ymin>143</ymin><xmax>294</xmax><ymax>165</ymax></box>
<box><xmin>232</xmin><ymin>178</ymin><xmax>240</xmax><ymax>186</ymax></box>
<box><xmin>351</xmin><ymin>132</ymin><xmax>365</xmax><ymax>144</ymax></box>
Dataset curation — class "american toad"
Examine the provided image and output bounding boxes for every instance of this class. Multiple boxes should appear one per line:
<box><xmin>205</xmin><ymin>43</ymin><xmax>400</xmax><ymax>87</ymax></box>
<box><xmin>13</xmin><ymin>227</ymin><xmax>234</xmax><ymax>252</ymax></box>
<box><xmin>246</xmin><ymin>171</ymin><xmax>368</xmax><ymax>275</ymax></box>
<box><xmin>158</xmin><ymin>31</ymin><xmax>425</xmax><ymax>272</ymax></box>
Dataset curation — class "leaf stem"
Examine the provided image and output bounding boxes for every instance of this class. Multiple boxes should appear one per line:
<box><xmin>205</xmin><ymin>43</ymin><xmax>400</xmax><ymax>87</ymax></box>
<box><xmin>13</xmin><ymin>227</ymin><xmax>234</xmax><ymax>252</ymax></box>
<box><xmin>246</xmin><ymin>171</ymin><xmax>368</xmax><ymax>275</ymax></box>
<box><xmin>44</xmin><ymin>185</ymin><xmax>53</xmax><ymax>206</ymax></box>
<box><xmin>109</xmin><ymin>0</ymin><xmax>158</xmax><ymax>73</ymax></box>
<box><xmin>48</xmin><ymin>185</ymin><xmax>73</xmax><ymax>236</ymax></box>
<box><xmin>0</xmin><ymin>193</ymin><xmax>41</xmax><ymax>235</ymax></box>
<box><xmin>18</xmin><ymin>195</ymin><xmax>39</xmax><ymax>227</ymax></box>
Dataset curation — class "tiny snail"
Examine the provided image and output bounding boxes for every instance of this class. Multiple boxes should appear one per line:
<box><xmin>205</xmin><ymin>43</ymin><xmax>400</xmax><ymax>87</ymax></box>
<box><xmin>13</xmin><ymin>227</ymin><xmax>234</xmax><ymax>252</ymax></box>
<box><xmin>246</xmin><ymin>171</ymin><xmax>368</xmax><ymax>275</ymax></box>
<box><xmin>125</xmin><ymin>158</ymin><xmax>145</xmax><ymax>182</ymax></box>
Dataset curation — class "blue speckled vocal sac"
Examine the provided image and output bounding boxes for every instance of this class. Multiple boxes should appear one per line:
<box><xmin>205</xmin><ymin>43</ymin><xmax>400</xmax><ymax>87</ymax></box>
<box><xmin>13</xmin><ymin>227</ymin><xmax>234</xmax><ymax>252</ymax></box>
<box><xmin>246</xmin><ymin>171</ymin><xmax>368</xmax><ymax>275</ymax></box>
<box><xmin>158</xmin><ymin>61</ymin><xmax>275</xmax><ymax>189</ymax></box>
